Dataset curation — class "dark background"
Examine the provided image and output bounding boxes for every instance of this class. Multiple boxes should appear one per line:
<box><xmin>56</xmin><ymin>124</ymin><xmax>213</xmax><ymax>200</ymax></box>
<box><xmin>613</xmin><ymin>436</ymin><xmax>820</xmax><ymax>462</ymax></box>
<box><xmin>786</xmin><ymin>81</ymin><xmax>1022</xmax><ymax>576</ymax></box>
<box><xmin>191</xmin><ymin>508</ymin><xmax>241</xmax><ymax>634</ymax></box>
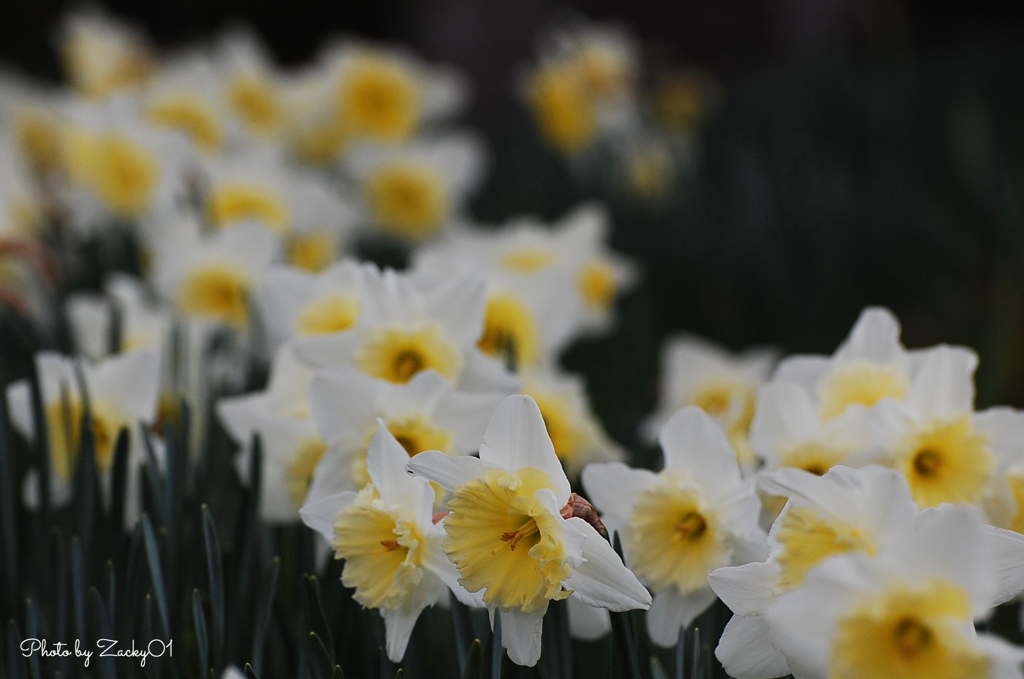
<box><xmin>4</xmin><ymin>0</ymin><xmax>1024</xmax><ymax>439</ymax></box>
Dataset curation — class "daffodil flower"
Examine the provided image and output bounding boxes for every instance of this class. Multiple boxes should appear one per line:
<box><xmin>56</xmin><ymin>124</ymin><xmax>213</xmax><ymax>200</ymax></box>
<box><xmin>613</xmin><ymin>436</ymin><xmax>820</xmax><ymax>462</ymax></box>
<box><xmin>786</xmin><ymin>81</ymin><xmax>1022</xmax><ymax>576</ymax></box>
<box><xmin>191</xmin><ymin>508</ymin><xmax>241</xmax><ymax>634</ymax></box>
<box><xmin>413</xmin><ymin>202</ymin><xmax>636</xmax><ymax>368</ymax></box>
<box><xmin>217</xmin><ymin>344</ymin><xmax>326</xmax><ymax>521</ymax></box>
<box><xmin>307</xmin><ymin>367</ymin><xmax>508</xmax><ymax>493</ymax></box>
<box><xmin>152</xmin><ymin>220</ymin><xmax>277</xmax><ymax>330</ymax></box>
<box><xmin>774</xmin><ymin>307</ymin><xmax>920</xmax><ymax>421</ymax></box>
<box><xmin>343</xmin><ymin>133</ymin><xmax>486</xmax><ymax>241</ymax></box>
<box><xmin>584</xmin><ymin>406</ymin><xmax>767</xmax><ymax>647</ymax></box>
<box><xmin>322</xmin><ymin>41</ymin><xmax>467</xmax><ymax>143</ymax></box>
<box><xmin>300</xmin><ymin>421</ymin><xmax>482</xmax><ymax>662</ymax></box>
<box><xmin>5</xmin><ymin>348</ymin><xmax>161</xmax><ymax>523</ymax></box>
<box><xmin>869</xmin><ymin>344</ymin><xmax>1024</xmax><ymax>514</ymax></box>
<box><xmin>59</xmin><ymin>10</ymin><xmax>152</xmax><ymax>99</ymax></box>
<box><xmin>764</xmin><ymin>504</ymin><xmax>1024</xmax><ymax>679</ymax></box>
<box><xmin>644</xmin><ymin>336</ymin><xmax>777</xmax><ymax>470</ymax></box>
<box><xmin>294</xmin><ymin>264</ymin><xmax>518</xmax><ymax>394</ymax></box>
<box><xmin>709</xmin><ymin>465</ymin><xmax>919</xmax><ymax>679</ymax></box>
<box><xmin>408</xmin><ymin>394</ymin><xmax>651</xmax><ymax>666</ymax></box>
<box><xmin>258</xmin><ymin>259</ymin><xmax>370</xmax><ymax>353</ymax></box>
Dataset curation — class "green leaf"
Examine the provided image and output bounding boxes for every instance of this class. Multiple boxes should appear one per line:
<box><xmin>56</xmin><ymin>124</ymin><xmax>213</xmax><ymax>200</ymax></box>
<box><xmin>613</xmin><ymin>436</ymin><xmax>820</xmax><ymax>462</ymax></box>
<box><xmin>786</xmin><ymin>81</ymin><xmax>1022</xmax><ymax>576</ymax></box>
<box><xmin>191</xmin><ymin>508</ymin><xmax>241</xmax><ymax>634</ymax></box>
<box><xmin>250</xmin><ymin>557</ymin><xmax>280</xmax><ymax>678</ymax></box>
<box><xmin>490</xmin><ymin>611</ymin><xmax>502</xmax><ymax>679</ymax></box>
<box><xmin>201</xmin><ymin>505</ymin><xmax>226</xmax><ymax>665</ymax></box>
<box><xmin>8</xmin><ymin>618</ymin><xmax>27</xmax><ymax>679</ymax></box>
<box><xmin>89</xmin><ymin>587</ymin><xmax>116</xmax><ymax>679</ymax></box>
<box><xmin>194</xmin><ymin>589</ymin><xmax>210</xmax><ymax>676</ymax></box>
<box><xmin>70</xmin><ymin>536</ymin><xmax>87</xmax><ymax>641</ymax></box>
<box><xmin>332</xmin><ymin>666</ymin><xmax>345</xmax><ymax>679</ymax></box>
<box><xmin>24</xmin><ymin>598</ymin><xmax>40</xmax><ymax>679</ymax></box>
<box><xmin>244</xmin><ymin>663</ymin><xmax>260</xmax><ymax>679</ymax></box>
<box><xmin>691</xmin><ymin>628</ymin><xmax>700</xmax><ymax>679</ymax></box>
<box><xmin>650</xmin><ymin>656</ymin><xmax>668</xmax><ymax>679</ymax></box>
<box><xmin>609</xmin><ymin>532</ymin><xmax>641</xmax><ymax>679</ymax></box>
<box><xmin>309</xmin><ymin>632</ymin><xmax>333</xmax><ymax>679</ymax></box>
<box><xmin>140</xmin><ymin>428</ymin><xmax>165</xmax><ymax>528</ymax></box>
<box><xmin>141</xmin><ymin>514</ymin><xmax>171</xmax><ymax>637</ymax></box>
<box><xmin>109</xmin><ymin>427</ymin><xmax>130</xmax><ymax>535</ymax></box>
<box><xmin>305</xmin><ymin>575</ymin><xmax>335</xmax><ymax>667</ymax></box>
<box><xmin>461</xmin><ymin>639</ymin><xmax>482</xmax><ymax>679</ymax></box>
<box><xmin>0</xmin><ymin>375</ymin><xmax>19</xmax><ymax>606</ymax></box>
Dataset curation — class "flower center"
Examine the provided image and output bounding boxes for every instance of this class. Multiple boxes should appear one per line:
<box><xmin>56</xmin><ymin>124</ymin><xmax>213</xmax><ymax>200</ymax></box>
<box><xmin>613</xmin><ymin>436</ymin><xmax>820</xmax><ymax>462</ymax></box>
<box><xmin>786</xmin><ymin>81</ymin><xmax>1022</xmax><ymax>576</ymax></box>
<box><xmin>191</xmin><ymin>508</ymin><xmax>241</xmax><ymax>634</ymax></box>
<box><xmin>576</xmin><ymin>259</ymin><xmax>619</xmax><ymax>312</ymax></box>
<box><xmin>627</xmin><ymin>472</ymin><xmax>727</xmax><ymax>594</ymax></box>
<box><xmin>227</xmin><ymin>76</ymin><xmax>282</xmax><ymax>134</ymax></box>
<box><xmin>477</xmin><ymin>292</ymin><xmax>540</xmax><ymax>369</ymax></box>
<box><xmin>528</xmin><ymin>62</ymin><xmax>597</xmax><ymax>153</ymax></box>
<box><xmin>295</xmin><ymin>294</ymin><xmax>360</xmax><ymax>336</ymax></box>
<box><xmin>146</xmin><ymin>95</ymin><xmax>222</xmax><ymax>152</ymax></box>
<box><xmin>830</xmin><ymin>579</ymin><xmax>987</xmax><ymax>679</ymax></box>
<box><xmin>775</xmin><ymin>506</ymin><xmax>874</xmax><ymax>591</ymax></box>
<box><xmin>206</xmin><ymin>182</ymin><xmax>291</xmax><ymax>233</ymax></box>
<box><xmin>93</xmin><ymin>134</ymin><xmax>158</xmax><ymax>218</ymax></box>
<box><xmin>365</xmin><ymin>164</ymin><xmax>447</xmax><ymax>238</ymax></box>
<box><xmin>818</xmin><ymin>361</ymin><xmax>911</xmax><ymax>419</ymax></box>
<box><xmin>443</xmin><ymin>468</ymin><xmax>573</xmax><ymax>613</ymax></box>
<box><xmin>355</xmin><ymin>325</ymin><xmax>461</xmax><ymax>384</ymax></box>
<box><xmin>898</xmin><ymin>415</ymin><xmax>993</xmax><ymax>509</ymax></box>
<box><xmin>288</xmin><ymin>231</ymin><xmax>337</xmax><ymax>272</ymax></box>
<box><xmin>178</xmin><ymin>263</ymin><xmax>250</xmax><ymax>328</ymax></box>
<box><xmin>339</xmin><ymin>59</ymin><xmax>419</xmax><ymax>140</ymax></box>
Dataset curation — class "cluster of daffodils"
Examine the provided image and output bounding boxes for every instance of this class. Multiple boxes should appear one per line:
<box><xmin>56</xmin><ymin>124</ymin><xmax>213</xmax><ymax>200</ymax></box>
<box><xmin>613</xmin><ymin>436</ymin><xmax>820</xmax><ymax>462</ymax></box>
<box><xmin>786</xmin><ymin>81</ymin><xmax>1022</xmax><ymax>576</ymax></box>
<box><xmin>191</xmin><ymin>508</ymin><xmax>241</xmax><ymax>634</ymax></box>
<box><xmin>622</xmin><ymin>306</ymin><xmax>1024</xmax><ymax>678</ymax></box>
<box><xmin>6</xmin><ymin>10</ymin><xmax>1024</xmax><ymax>677</ymax></box>
<box><xmin>0</xmin><ymin>9</ymin><xmax>648</xmax><ymax>667</ymax></box>
<box><xmin>520</xmin><ymin>18</ymin><xmax>720</xmax><ymax>202</ymax></box>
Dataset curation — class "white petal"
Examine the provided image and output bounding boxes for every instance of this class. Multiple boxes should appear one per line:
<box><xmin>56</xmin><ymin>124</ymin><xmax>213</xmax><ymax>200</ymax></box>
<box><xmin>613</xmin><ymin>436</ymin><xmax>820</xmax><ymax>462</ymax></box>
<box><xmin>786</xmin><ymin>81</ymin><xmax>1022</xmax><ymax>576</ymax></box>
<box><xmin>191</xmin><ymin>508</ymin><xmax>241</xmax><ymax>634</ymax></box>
<box><xmin>433</xmin><ymin>389</ymin><xmax>506</xmax><ymax>454</ymax></box>
<box><xmin>716</xmin><ymin>614</ymin><xmax>791</xmax><ymax>679</ymax></box>
<box><xmin>5</xmin><ymin>379</ymin><xmax>35</xmax><ymax>441</ymax></box>
<box><xmin>975</xmin><ymin>407</ymin><xmax>1024</xmax><ymax>464</ymax></box>
<box><xmin>771</xmin><ymin>355</ymin><xmax>830</xmax><ymax>391</ymax></box>
<box><xmin>457</xmin><ymin>349</ymin><xmax>521</xmax><ymax>394</ymax></box>
<box><xmin>659</xmin><ymin>407</ymin><xmax>742</xmax><ymax>500</ymax></box>
<box><xmin>562</xmin><ymin>517</ymin><xmax>651</xmax><ymax>611</ymax></box>
<box><xmin>985</xmin><ymin>526</ymin><xmax>1024</xmax><ymax>606</ymax></box>
<box><xmin>567</xmin><ymin>597</ymin><xmax>611</xmax><ymax>641</ymax></box>
<box><xmin>708</xmin><ymin>560</ymin><xmax>779</xmax><ymax>617</ymax></box>
<box><xmin>299</xmin><ymin>490</ymin><xmax>357</xmax><ymax>544</ymax></box>
<box><xmin>478</xmin><ymin>395</ymin><xmax>570</xmax><ymax>503</ymax></box>
<box><xmin>580</xmin><ymin>462</ymin><xmax>657</xmax><ymax>522</ymax></box>
<box><xmin>757</xmin><ymin>467</ymin><xmax>861</xmax><ymax>522</ymax></box>
<box><xmin>421</xmin><ymin>531</ymin><xmax>484</xmax><ymax>607</ymax></box>
<box><xmin>834</xmin><ymin>307</ymin><xmax>905</xmax><ymax>365</ymax></box>
<box><xmin>905</xmin><ymin>344</ymin><xmax>978</xmax><ymax>416</ymax></box>
<box><xmin>366</xmin><ymin>421</ymin><xmax>431</xmax><ymax>509</ymax></box>
<box><xmin>748</xmin><ymin>382</ymin><xmax>820</xmax><ymax>460</ymax></box>
<box><xmin>500</xmin><ymin>607</ymin><xmax>546</xmax><ymax>667</ymax></box>
<box><xmin>382</xmin><ymin>604</ymin><xmax>425</xmax><ymax>663</ymax></box>
<box><xmin>87</xmin><ymin>348</ymin><xmax>161</xmax><ymax>423</ymax></box>
<box><xmin>645</xmin><ymin>587</ymin><xmax>717</xmax><ymax>647</ymax></box>
<box><xmin>899</xmin><ymin>504</ymin><xmax>994</xmax><ymax>615</ymax></box>
<box><xmin>308</xmin><ymin>368</ymin><xmax>387</xmax><ymax>445</ymax></box>
<box><xmin>405</xmin><ymin>449</ymin><xmax>498</xmax><ymax>491</ymax></box>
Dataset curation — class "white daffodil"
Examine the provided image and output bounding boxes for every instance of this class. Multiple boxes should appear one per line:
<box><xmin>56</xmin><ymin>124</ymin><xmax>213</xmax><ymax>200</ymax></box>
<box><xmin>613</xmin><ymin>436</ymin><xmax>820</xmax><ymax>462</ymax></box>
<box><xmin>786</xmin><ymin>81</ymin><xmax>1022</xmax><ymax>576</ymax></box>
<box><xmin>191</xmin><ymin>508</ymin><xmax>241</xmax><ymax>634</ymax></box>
<box><xmin>60</xmin><ymin>98</ymin><xmax>196</xmax><ymax>228</ymax></box>
<box><xmin>294</xmin><ymin>264</ymin><xmax>518</xmax><ymax>394</ymax></box>
<box><xmin>709</xmin><ymin>465</ymin><xmax>919</xmax><ymax>679</ymax></box>
<box><xmin>750</xmin><ymin>382</ymin><xmax>870</xmax><ymax>477</ymax></box>
<box><xmin>0</xmin><ymin>74</ymin><xmax>65</xmax><ymax>180</ymax></box>
<box><xmin>644</xmin><ymin>334</ymin><xmax>777</xmax><ymax>469</ymax></box>
<box><xmin>217</xmin><ymin>343</ymin><xmax>326</xmax><ymax>521</ymax></box>
<box><xmin>868</xmin><ymin>343</ymin><xmax>1024</xmax><ymax>517</ymax></box>
<box><xmin>413</xmin><ymin>202</ymin><xmax>637</xmax><ymax>369</ymax></box>
<box><xmin>583</xmin><ymin>406</ymin><xmax>766</xmax><ymax>647</ymax></box>
<box><xmin>301</xmin><ymin>421</ymin><xmax>482</xmax><ymax>662</ymax></box>
<box><xmin>278</xmin><ymin>62</ymin><xmax>349</xmax><ymax>167</ymax></box>
<box><xmin>764</xmin><ymin>504</ymin><xmax>1024</xmax><ymax>679</ymax></box>
<box><xmin>407</xmin><ymin>394</ymin><xmax>651</xmax><ymax>666</ymax></box>
<box><xmin>343</xmin><ymin>133</ymin><xmax>486</xmax><ymax>241</ymax></box>
<box><xmin>321</xmin><ymin>40</ymin><xmax>467</xmax><ymax>143</ymax></box>
<box><xmin>198</xmin><ymin>150</ymin><xmax>358</xmax><ymax>250</ymax></box>
<box><xmin>59</xmin><ymin>9</ymin><xmax>153</xmax><ymax>99</ymax></box>
<box><xmin>308</xmin><ymin>367</ymin><xmax>506</xmax><ymax>493</ymax></box>
<box><xmin>214</xmin><ymin>26</ymin><xmax>286</xmax><ymax>141</ymax></box>
<box><xmin>141</xmin><ymin>54</ymin><xmax>232</xmax><ymax>156</ymax></box>
<box><xmin>152</xmin><ymin>220</ymin><xmax>278</xmax><ymax>330</ymax></box>
<box><xmin>773</xmin><ymin>306</ymin><xmax>920</xmax><ymax>421</ymax></box>
<box><xmin>4</xmin><ymin>348</ymin><xmax>160</xmax><ymax>520</ymax></box>
<box><xmin>258</xmin><ymin>259</ymin><xmax>369</xmax><ymax>353</ymax></box>
<box><xmin>520</xmin><ymin>367</ymin><xmax>623</xmax><ymax>479</ymax></box>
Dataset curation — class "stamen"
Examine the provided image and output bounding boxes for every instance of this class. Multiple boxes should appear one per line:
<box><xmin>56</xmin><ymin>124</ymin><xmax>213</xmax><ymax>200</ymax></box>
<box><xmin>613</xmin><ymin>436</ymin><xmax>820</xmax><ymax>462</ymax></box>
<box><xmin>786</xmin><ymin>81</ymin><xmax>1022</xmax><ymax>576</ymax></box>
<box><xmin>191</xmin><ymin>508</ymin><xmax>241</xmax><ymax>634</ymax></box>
<box><xmin>495</xmin><ymin>520</ymin><xmax>541</xmax><ymax>553</ymax></box>
<box><xmin>675</xmin><ymin>512</ymin><xmax>707</xmax><ymax>540</ymax></box>
<box><xmin>914</xmin><ymin>449</ymin><xmax>943</xmax><ymax>476</ymax></box>
<box><xmin>894</xmin><ymin>618</ymin><xmax>932</xmax><ymax>658</ymax></box>
<box><xmin>394</xmin><ymin>350</ymin><xmax>423</xmax><ymax>381</ymax></box>
<box><xmin>372</xmin><ymin>539</ymin><xmax>401</xmax><ymax>555</ymax></box>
